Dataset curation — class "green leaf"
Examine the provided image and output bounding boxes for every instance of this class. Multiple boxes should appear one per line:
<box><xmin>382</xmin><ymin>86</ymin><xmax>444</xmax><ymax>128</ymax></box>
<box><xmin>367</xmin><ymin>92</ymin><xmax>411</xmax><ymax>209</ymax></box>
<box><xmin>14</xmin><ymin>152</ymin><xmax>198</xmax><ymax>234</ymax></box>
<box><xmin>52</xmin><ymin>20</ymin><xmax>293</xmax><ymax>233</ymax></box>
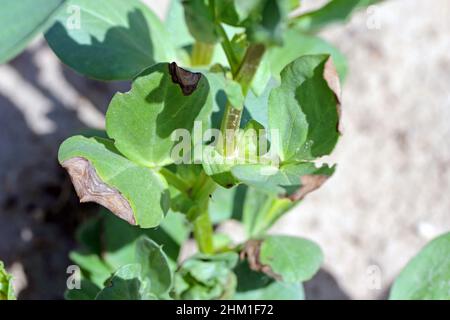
<box><xmin>216</xmin><ymin>0</ymin><xmax>290</xmax><ymax>46</ymax></box>
<box><xmin>244</xmin><ymin>235</ymin><xmax>323</xmax><ymax>283</ymax></box>
<box><xmin>209</xmin><ymin>184</ymin><xmax>247</xmax><ymax>223</ymax></box>
<box><xmin>165</xmin><ymin>0</ymin><xmax>194</xmax><ymax>49</ymax></box>
<box><xmin>252</xmin><ymin>30</ymin><xmax>347</xmax><ymax>96</ymax></box>
<box><xmin>231</xmin><ymin>162</ymin><xmax>335</xmax><ymax>198</ymax></box>
<box><xmin>233</xmin><ymin>260</ymin><xmax>304</xmax><ymax>300</ymax></box>
<box><xmin>293</xmin><ymin>0</ymin><xmax>381</xmax><ymax>32</ymax></box>
<box><xmin>183</xmin><ymin>0</ymin><xmax>220</xmax><ymax>44</ymax></box>
<box><xmin>268</xmin><ymin>54</ymin><xmax>341</xmax><ymax>162</ymax></box>
<box><xmin>106</xmin><ymin>63</ymin><xmax>211</xmax><ymax>167</ymax></box>
<box><xmin>58</xmin><ymin>135</ymin><xmax>170</xmax><ymax>228</ymax></box>
<box><xmin>173</xmin><ymin>252</ymin><xmax>239</xmax><ymax>299</ymax></box>
<box><xmin>45</xmin><ymin>0</ymin><xmax>175</xmax><ymax>80</ymax></box>
<box><xmin>0</xmin><ymin>0</ymin><xmax>66</xmax><ymax>64</ymax></box>
<box><xmin>69</xmin><ymin>251</ymin><xmax>112</xmax><ymax>288</ymax></box>
<box><xmin>0</xmin><ymin>261</ymin><xmax>15</xmax><ymax>300</ymax></box>
<box><xmin>134</xmin><ymin>237</ymin><xmax>172</xmax><ymax>296</ymax></box>
<box><xmin>65</xmin><ymin>279</ymin><xmax>101</xmax><ymax>300</ymax></box>
<box><xmin>95</xmin><ymin>264</ymin><xmax>155</xmax><ymax>300</ymax></box>
<box><xmin>389</xmin><ymin>232</ymin><xmax>450</xmax><ymax>300</ymax></box>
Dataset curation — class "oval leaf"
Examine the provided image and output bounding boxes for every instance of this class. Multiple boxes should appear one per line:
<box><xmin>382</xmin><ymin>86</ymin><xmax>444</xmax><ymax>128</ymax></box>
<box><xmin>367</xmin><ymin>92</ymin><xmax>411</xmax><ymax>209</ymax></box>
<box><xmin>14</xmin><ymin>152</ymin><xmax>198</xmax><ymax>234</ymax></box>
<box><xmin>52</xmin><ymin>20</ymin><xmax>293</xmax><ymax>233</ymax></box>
<box><xmin>45</xmin><ymin>0</ymin><xmax>175</xmax><ymax>80</ymax></box>
<box><xmin>268</xmin><ymin>54</ymin><xmax>341</xmax><ymax>162</ymax></box>
<box><xmin>106</xmin><ymin>63</ymin><xmax>211</xmax><ymax>167</ymax></box>
<box><xmin>389</xmin><ymin>232</ymin><xmax>450</xmax><ymax>300</ymax></box>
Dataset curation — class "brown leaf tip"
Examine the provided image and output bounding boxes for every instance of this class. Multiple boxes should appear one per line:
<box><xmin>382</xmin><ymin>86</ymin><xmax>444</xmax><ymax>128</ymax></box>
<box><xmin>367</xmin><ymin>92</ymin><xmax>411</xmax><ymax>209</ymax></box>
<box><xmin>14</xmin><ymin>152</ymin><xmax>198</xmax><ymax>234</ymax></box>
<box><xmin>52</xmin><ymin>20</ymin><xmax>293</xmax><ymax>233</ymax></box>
<box><xmin>168</xmin><ymin>62</ymin><xmax>202</xmax><ymax>96</ymax></box>
<box><xmin>288</xmin><ymin>174</ymin><xmax>330</xmax><ymax>202</ymax></box>
<box><xmin>323</xmin><ymin>57</ymin><xmax>343</xmax><ymax>134</ymax></box>
<box><xmin>240</xmin><ymin>240</ymin><xmax>282</xmax><ymax>281</ymax></box>
<box><xmin>61</xmin><ymin>157</ymin><xmax>136</xmax><ymax>225</ymax></box>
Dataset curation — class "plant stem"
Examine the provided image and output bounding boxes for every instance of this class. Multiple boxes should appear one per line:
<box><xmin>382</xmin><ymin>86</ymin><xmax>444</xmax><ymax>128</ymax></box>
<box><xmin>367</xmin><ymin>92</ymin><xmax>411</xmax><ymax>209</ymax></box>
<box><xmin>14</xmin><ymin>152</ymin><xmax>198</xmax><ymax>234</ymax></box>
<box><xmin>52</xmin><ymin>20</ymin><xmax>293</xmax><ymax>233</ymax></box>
<box><xmin>220</xmin><ymin>43</ymin><xmax>266</xmax><ymax>154</ymax></box>
<box><xmin>191</xmin><ymin>173</ymin><xmax>217</xmax><ymax>254</ymax></box>
<box><xmin>193</xmin><ymin>210</ymin><xmax>215</xmax><ymax>254</ymax></box>
<box><xmin>159</xmin><ymin>168</ymin><xmax>190</xmax><ymax>194</ymax></box>
<box><xmin>191</xmin><ymin>41</ymin><xmax>215</xmax><ymax>66</ymax></box>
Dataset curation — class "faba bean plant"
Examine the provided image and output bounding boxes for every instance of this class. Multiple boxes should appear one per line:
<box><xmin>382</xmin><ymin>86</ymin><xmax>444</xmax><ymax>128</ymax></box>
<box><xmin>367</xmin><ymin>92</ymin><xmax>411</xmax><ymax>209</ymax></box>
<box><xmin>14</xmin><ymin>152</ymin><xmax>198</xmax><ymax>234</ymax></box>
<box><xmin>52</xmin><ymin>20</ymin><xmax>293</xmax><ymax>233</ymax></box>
<box><xmin>1</xmin><ymin>0</ymin><xmax>448</xmax><ymax>301</ymax></box>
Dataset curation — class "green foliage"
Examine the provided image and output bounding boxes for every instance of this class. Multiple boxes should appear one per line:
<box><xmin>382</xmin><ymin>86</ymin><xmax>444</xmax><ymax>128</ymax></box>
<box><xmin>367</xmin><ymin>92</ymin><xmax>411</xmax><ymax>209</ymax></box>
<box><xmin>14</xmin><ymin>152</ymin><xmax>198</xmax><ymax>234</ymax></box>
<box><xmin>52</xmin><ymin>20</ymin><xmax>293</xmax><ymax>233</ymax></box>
<box><xmin>389</xmin><ymin>232</ymin><xmax>450</xmax><ymax>300</ymax></box>
<box><xmin>0</xmin><ymin>0</ymin><xmax>66</xmax><ymax>63</ymax></box>
<box><xmin>173</xmin><ymin>252</ymin><xmax>239</xmax><ymax>299</ymax></box>
<box><xmin>0</xmin><ymin>261</ymin><xmax>16</xmax><ymax>300</ymax></box>
<box><xmin>0</xmin><ymin>0</ymin><xmax>384</xmax><ymax>301</ymax></box>
<box><xmin>45</xmin><ymin>0</ymin><xmax>175</xmax><ymax>80</ymax></box>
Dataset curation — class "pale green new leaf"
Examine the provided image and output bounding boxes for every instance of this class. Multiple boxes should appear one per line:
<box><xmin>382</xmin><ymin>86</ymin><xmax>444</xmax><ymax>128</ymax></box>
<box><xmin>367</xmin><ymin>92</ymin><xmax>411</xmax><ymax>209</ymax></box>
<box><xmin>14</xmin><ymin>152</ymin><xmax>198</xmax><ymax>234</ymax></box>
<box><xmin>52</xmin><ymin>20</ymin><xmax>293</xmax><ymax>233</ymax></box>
<box><xmin>45</xmin><ymin>0</ymin><xmax>175</xmax><ymax>80</ymax></box>
<box><xmin>259</xmin><ymin>235</ymin><xmax>323</xmax><ymax>283</ymax></box>
<box><xmin>268</xmin><ymin>54</ymin><xmax>340</xmax><ymax>162</ymax></box>
<box><xmin>389</xmin><ymin>232</ymin><xmax>450</xmax><ymax>300</ymax></box>
<box><xmin>58</xmin><ymin>135</ymin><xmax>170</xmax><ymax>228</ymax></box>
<box><xmin>0</xmin><ymin>0</ymin><xmax>66</xmax><ymax>64</ymax></box>
<box><xmin>106</xmin><ymin>63</ymin><xmax>211</xmax><ymax>167</ymax></box>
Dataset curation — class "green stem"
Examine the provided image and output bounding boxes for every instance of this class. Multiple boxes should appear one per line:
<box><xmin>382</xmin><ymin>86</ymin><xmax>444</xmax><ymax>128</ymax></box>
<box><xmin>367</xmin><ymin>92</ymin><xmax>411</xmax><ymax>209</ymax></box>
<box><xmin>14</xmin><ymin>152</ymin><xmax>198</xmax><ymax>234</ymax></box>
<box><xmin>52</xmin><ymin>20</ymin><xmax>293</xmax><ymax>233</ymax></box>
<box><xmin>193</xmin><ymin>210</ymin><xmax>215</xmax><ymax>254</ymax></box>
<box><xmin>159</xmin><ymin>168</ymin><xmax>190</xmax><ymax>194</ymax></box>
<box><xmin>191</xmin><ymin>41</ymin><xmax>215</xmax><ymax>66</ymax></box>
<box><xmin>191</xmin><ymin>173</ymin><xmax>217</xmax><ymax>254</ymax></box>
<box><xmin>216</xmin><ymin>24</ymin><xmax>239</xmax><ymax>73</ymax></box>
<box><xmin>220</xmin><ymin>43</ymin><xmax>266</xmax><ymax>154</ymax></box>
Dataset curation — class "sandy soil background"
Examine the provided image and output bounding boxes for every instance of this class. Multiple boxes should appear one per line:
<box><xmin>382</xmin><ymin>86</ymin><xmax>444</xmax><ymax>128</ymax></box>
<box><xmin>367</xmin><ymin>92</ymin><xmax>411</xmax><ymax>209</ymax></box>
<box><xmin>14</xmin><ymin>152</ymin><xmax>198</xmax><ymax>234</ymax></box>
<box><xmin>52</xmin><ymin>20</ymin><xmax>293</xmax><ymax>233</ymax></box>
<box><xmin>0</xmin><ymin>0</ymin><xmax>449</xmax><ymax>299</ymax></box>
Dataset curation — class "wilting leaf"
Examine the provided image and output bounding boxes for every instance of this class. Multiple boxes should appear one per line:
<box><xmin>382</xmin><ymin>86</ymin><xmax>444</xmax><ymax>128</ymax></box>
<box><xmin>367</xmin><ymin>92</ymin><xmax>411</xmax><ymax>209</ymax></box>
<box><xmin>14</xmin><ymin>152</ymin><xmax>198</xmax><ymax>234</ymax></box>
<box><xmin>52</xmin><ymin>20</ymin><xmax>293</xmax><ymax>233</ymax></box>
<box><xmin>0</xmin><ymin>261</ymin><xmax>15</xmax><ymax>300</ymax></box>
<box><xmin>45</xmin><ymin>0</ymin><xmax>175</xmax><ymax>80</ymax></box>
<box><xmin>173</xmin><ymin>252</ymin><xmax>239</xmax><ymax>299</ymax></box>
<box><xmin>389</xmin><ymin>232</ymin><xmax>450</xmax><ymax>300</ymax></box>
<box><xmin>233</xmin><ymin>260</ymin><xmax>304</xmax><ymax>300</ymax></box>
<box><xmin>58</xmin><ymin>135</ymin><xmax>170</xmax><ymax>228</ymax></box>
<box><xmin>252</xmin><ymin>30</ymin><xmax>347</xmax><ymax>95</ymax></box>
<box><xmin>106</xmin><ymin>63</ymin><xmax>211</xmax><ymax>167</ymax></box>
<box><xmin>268</xmin><ymin>55</ymin><xmax>341</xmax><ymax>162</ymax></box>
<box><xmin>241</xmin><ymin>236</ymin><xmax>323</xmax><ymax>283</ymax></box>
<box><xmin>0</xmin><ymin>0</ymin><xmax>66</xmax><ymax>63</ymax></box>
<box><xmin>293</xmin><ymin>0</ymin><xmax>382</xmax><ymax>32</ymax></box>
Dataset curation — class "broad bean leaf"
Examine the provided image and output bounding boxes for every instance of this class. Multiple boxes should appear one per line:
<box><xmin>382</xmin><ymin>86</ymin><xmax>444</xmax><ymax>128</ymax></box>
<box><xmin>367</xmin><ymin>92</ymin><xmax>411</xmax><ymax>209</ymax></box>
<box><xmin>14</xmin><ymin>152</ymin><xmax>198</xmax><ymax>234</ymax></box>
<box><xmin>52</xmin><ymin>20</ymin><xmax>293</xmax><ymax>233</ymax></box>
<box><xmin>173</xmin><ymin>252</ymin><xmax>239</xmax><ymax>299</ymax></box>
<box><xmin>45</xmin><ymin>0</ymin><xmax>175</xmax><ymax>80</ymax></box>
<box><xmin>243</xmin><ymin>235</ymin><xmax>322</xmax><ymax>283</ymax></box>
<box><xmin>216</xmin><ymin>0</ymin><xmax>290</xmax><ymax>46</ymax></box>
<box><xmin>0</xmin><ymin>0</ymin><xmax>66</xmax><ymax>64</ymax></box>
<box><xmin>233</xmin><ymin>260</ymin><xmax>304</xmax><ymax>300</ymax></box>
<box><xmin>252</xmin><ymin>30</ymin><xmax>347</xmax><ymax>95</ymax></box>
<box><xmin>95</xmin><ymin>264</ymin><xmax>155</xmax><ymax>300</ymax></box>
<box><xmin>269</xmin><ymin>54</ymin><xmax>341</xmax><ymax>162</ymax></box>
<box><xmin>389</xmin><ymin>232</ymin><xmax>450</xmax><ymax>300</ymax></box>
<box><xmin>65</xmin><ymin>279</ymin><xmax>101</xmax><ymax>300</ymax></box>
<box><xmin>106</xmin><ymin>63</ymin><xmax>211</xmax><ymax>167</ymax></box>
<box><xmin>69</xmin><ymin>251</ymin><xmax>112</xmax><ymax>288</ymax></box>
<box><xmin>95</xmin><ymin>237</ymin><xmax>172</xmax><ymax>300</ymax></box>
<box><xmin>0</xmin><ymin>261</ymin><xmax>15</xmax><ymax>300</ymax></box>
<box><xmin>231</xmin><ymin>162</ymin><xmax>335</xmax><ymax>198</ymax></box>
<box><xmin>183</xmin><ymin>0</ymin><xmax>220</xmax><ymax>44</ymax></box>
<box><xmin>294</xmin><ymin>0</ymin><xmax>381</xmax><ymax>32</ymax></box>
<box><xmin>134</xmin><ymin>237</ymin><xmax>173</xmax><ymax>296</ymax></box>
<box><xmin>58</xmin><ymin>135</ymin><xmax>170</xmax><ymax>228</ymax></box>
<box><xmin>165</xmin><ymin>0</ymin><xmax>194</xmax><ymax>49</ymax></box>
